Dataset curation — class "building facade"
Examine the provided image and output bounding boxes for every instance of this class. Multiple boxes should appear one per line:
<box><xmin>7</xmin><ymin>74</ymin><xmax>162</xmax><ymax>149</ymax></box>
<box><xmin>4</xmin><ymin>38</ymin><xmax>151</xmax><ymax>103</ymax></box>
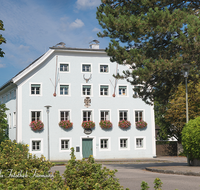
<box><xmin>0</xmin><ymin>43</ymin><xmax>156</xmax><ymax>160</ymax></box>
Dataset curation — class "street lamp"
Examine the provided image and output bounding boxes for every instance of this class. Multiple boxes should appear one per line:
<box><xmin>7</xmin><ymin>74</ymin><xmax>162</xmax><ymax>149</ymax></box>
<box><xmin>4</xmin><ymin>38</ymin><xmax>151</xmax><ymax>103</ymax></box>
<box><xmin>44</xmin><ymin>105</ymin><xmax>51</xmax><ymax>160</ymax></box>
<box><xmin>182</xmin><ymin>63</ymin><xmax>190</xmax><ymax>123</ymax></box>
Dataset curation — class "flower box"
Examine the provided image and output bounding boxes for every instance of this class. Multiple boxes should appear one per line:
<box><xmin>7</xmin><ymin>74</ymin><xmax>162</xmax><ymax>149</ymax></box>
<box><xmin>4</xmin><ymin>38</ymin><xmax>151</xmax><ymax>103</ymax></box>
<box><xmin>82</xmin><ymin>121</ymin><xmax>95</xmax><ymax>129</ymax></box>
<box><xmin>99</xmin><ymin>120</ymin><xmax>112</xmax><ymax>129</ymax></box>
<box><xmin>59</xmin><ymin>120</ymin><xmax>73</xmax><ymax>129</ymax></box>
<box><xmin>30</xmin><ymin>120</ymin><xmax>44</xmax><ymax>131</ymax></box>
<box><xmin>136</xmin><ymin>120</ymin><xmax>147</xmax><ymax>129</ymax></box>
<box><xmin>118</xmin><ymin>120</ymin><xmax>131</xmax><ymax>129</ymax></box>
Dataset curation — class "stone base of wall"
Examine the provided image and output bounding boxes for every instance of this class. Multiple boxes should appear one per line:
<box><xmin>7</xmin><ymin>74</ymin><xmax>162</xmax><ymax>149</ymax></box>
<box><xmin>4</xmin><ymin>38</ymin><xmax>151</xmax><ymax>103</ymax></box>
<box><xmin>191</xmin><ymin>159</ymin><xmax>200</xmax><ymax>166</ymax></box>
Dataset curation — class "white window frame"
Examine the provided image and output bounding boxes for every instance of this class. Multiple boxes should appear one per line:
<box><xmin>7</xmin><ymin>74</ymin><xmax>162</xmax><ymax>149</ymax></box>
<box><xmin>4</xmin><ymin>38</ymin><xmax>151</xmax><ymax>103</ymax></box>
<box><xmin>99</xmin><ymin>84</ymin><xmax>110</xmax><ymax>97</ymax></box>
<box><xmin>30</xmin><ymin>83</ymin><xmax>42</xmax><ymax>96</ymax></box>
<box><xmin>58</xmin><ymin>109</ymin><xmax>72</xmax><ymax>122</ymax></box>
<box><xmin>29</xmin><ymin>109</ymin><xmax>43</xmax><ymax>123</ymax></box>
<box><xmin>134</xmin><ymin>109</ymin><xmax>145</xmax><ymax>123</ymax></box>
<box><xmin>59</xmin><ymin>83</ymin><xmax>71</xmax><ymax>96</ymax></box>
<box><xmin>134</xmin><ymin>136</ymin><xmax>146</xmax><ymax>150</ymax></box>
<box><xmin>59</xmin><ymin>137</ymin><xmax>72</xmax><ymax>152</ymax></box>
<box><xmin>119</xmin><ymin>137</ymin><xmax>130</xmax><ymax>150</ymax></box>
<box><xmin>81</xmin><ymin>63</ymin><xmax>92</xmax><ymax>73</ymax></box>
<box><xmin>13</xmin><ymin>112</ymin><xmax>16</xmax><ymax>128</ymax></box>
<box><xmin>99</xmin><ymin>63</ymin><xmax>110</xmax><ymax>74</ymax></box>
<box><xmin>82</xmin><ymin>109</ymin><xmax>94</xmax><ymax>121</ymax></box>
<box><xmin>81</xmin><ymin>84</ymin><xmax>93</xmax><ymax>97</ymax></box>
<box><xmin>59</xmin><ymin>62</ymin><xmax>70</xmax><ymax>73</ymax></box>
<box><xmin>30</xmin><ymin>138</ymin><xmax>43</xmax><ymax>154</ymax></box>
<box><xmin>99</xmin><ymin>109</ymin><xmax>111</xmax><ymax>122</ymax></box>
<box><xmin>118</xmin><ymin>84</ymin><xmax>128</xmax><ymax>97</ymax></box>
<box><xmin>118</xmin><ymin>109</ymin><xmax>129</xmax><ymax>121</ymax></box>
<box><xmin>99</xmin><ymin>137</ymin><xmax>111</xmax><ymax>151</ymax></box>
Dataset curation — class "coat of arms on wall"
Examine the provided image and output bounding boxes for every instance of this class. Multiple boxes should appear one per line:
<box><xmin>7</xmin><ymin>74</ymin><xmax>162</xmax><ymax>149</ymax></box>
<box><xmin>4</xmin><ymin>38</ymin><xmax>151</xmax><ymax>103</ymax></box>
<box><xmin>84</xmin><ymin>97</ymin><xmax>91</xmax><ymax>108</ymax></box>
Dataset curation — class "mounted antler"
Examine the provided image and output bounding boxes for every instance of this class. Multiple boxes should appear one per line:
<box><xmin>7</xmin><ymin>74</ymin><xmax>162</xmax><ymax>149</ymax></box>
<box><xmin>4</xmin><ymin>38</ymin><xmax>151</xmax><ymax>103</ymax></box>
<box><xmin>83</xmin><ymin>74</ymin><xmax>92</xmax><ymax>83</ymax></box>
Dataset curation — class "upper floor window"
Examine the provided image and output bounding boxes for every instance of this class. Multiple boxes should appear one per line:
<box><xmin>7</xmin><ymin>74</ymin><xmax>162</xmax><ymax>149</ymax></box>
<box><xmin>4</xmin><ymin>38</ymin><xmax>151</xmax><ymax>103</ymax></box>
<box><xmin>83</xmin><ymin>111</ymin><xmax>92</xmax><ymax>121</ymax></box>
<box><xmin>60</xmin><ymin>85</ymin><xmax>69</xmax><ymax>95</ymax></box>
<box><xmin>31</xmin><ymin>84</ymin><xmax>40</xmax><ymax>95</ymax></box>
<box><xmin>60</xmin><ymin>64</ymin><xmax>69</xmax><ymax>72</ymax></box>
<box><xmin>100</xmin><ymin>111</ymin><xmax>110</xmax><ymax>121</ymax></box>
<box><xmin>60</xmin><ymin>111</ymin><xmax>70</xmax><ymax>121</ymax></box>
<box><xmin>119</xmin><ymin>86</ymin><xmax>127</xmax><ymax>96</ymax></box>
<box><xmin>31</xmin><ymin>111</ymin><xmax>41</xmax><ymax>121</ymax></box>
<box><xmin>100</xmin><ymin>85</ymin><xmax>109</xmax><ymax>96</ymax></box>
<box><xmin>82</xmin><ymin>64</ymin><xmax>91</xmax><ymax>72</ymax></box>
<box><xmin>100</xmin><ymin>65</ymin><xmax>108</xmax><ymax>73</ymax></box>
<box><xmin>119</xmin><ymin>110</ymin><xmax>128</xmax><ymax>121</ymax></box>
<box><xmin>82</xmin><ymin>85</ymin><xmax>91</xmax><ymax>96</ymax></box>
<box><xmin>135</xmin><ymin>111</ymin><xmax>143</xmax><ymax>122</ymax></box>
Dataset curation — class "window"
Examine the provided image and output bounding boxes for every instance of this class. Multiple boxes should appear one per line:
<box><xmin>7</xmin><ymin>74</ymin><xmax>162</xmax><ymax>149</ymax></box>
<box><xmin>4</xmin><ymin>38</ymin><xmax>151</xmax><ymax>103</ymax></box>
<box><xmin>120</xmin><ymin>139</ymin><xmax>127</xmax><ymax>148</ymax></box>
<box><xmin>8</xmin><ymin>113</ymin><xmax>11</xmax><ymax>129</ymax></box>
<box><xmin>136</xmin><ymin>138</ymin><xmax>143</xmax><ymax>148</ymax></box>
<box><xmin>135</xmin><ymin>111</ymin><xmax>143</xmax><ymax>122</ymax></box>
<box><xmin>100</xmin><ymin>65</ymin><xmax>108</xmax><ymax>73</ymax></box>
<box><xmin>31</xmin><ymin>111</ymin><xmax>41</xmax><ymax>121</ymax></box>
<box><xmin>119</xmin><ymin>111</ymin><xmax>128</xmax><ymax>121</ymax></box>
<box><xmin>119</xmin><ymin>86</ymin><xmax>127</xmax><ymax>96</ymax></box>
<box><xmin>100</xmin><ymin>85</ymin><xmax>109</xmax><ymax>96</ymax></box>
<box><xmin>32</xmin><ymin>141</ymin><xmax>41</xmax><ymax>151</ymax></box>
<box><xmin>82</xmin><ymin>64</ymin><xmax>91</xmax><ymax>72</ymax></box>
<box><xmin>100</xmin><ymin>111</ymin><xmax>110</xmax><ymax>120</ymax></box>
<box><xmin>60</xmin><ymin>64</ymin><xmax>69</xmax><ymax>72</ymax></box>
<box><xmin>31</xmin><ymin>84</ymin><xmax>40</xmax><ymax>95</ymax></box>
<box><xmin>82</xmin><ymin>85</ymin><xmax>91</xmax><ymax>96</ymax></box>
<box><xmin>100</xmin><ymin>139</ymin><xmax>108</xmax><ymax>149</ymax></box>
<box><xmin>60</xmin><ymin>111</ymin><xmax>70</xmax><ymax>121</ymax></box>
<box><xmin>60</xmin><ymin>85</ymin><xmax>69</xmax><ymax>95</ymax></box>
<box><xmin>83</xmin><ymin>111</ymin><xmax>92</xmax><ymax>121</ymax></box>
<box><xmin>61</xmin><ymin>140</ymin><xmax>69</xmax><ymax>150</ymax></box>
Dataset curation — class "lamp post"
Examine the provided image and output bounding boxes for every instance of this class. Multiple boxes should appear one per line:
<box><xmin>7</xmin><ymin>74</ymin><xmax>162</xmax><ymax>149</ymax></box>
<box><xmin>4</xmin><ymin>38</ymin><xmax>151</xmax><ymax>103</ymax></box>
<box><xmin>44</xmin><ymin>105</ymin><xmax>51</xmax><ymax>160</ymax></box>
<box><xmin>182</xmin><ymin>63</ymin><xmax>190</xmax><ymax>123</ymax></box>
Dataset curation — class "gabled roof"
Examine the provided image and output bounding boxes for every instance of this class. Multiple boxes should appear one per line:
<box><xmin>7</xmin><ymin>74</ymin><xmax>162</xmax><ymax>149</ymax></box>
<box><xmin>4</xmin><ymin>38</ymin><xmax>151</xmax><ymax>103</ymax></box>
<box><xmin>0</xmin><ymin>45</ymin><xmax>107</xmax><ymax>91</ymax></box>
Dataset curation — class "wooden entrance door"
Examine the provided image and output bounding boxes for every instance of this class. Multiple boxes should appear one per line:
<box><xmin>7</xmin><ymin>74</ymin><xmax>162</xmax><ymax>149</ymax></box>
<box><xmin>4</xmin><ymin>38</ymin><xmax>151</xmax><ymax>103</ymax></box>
<box><xmin>82</xmin><ymin>139</ymin><xmax>93</xmax><ymax>158</ymax></box>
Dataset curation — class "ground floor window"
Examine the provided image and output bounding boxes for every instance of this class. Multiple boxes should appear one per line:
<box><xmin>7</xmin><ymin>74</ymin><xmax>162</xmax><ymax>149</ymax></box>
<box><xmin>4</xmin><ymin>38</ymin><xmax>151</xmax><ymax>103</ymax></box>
<box><xmin>100</xmin><ymin>139</ymin><xmax>108</xmax><ymax>149</ymax></box>
<box><xmin>61</xmin><ymin>140</ymin><xmax>69</xmax><ymax>150</ymax></box>
<box><xmin>32</xmin><ymin>140</ymin><xmax>41</xmax><ymax>151</ymax></box>
<box><xmin>136</xmin><ymin>138</ymin><xmax>143</xmax><ymax>148</ymax></box>
<box><xmin>120</xmin><ymin>139</ymin><xmax>128</xmax><ymax>148</ymax></box>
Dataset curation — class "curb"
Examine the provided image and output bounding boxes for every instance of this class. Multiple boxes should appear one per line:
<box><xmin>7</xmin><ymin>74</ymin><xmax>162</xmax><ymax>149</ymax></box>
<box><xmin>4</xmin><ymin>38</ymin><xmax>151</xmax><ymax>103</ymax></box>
<box><xmin>146</xmin><ymin>167</ymin><xmax>200</xmax><ymax>176</ymax></box>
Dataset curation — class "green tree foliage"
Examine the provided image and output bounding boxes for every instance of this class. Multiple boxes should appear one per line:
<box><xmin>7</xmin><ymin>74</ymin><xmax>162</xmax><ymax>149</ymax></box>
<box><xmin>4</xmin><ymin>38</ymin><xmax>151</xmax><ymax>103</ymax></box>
<box><xmin>0</xmin><ymin>20</ymin><xmax>6</xmax><ymax>57</ymax></box>
<box><xmin>182</xmin><ymin>116</ymin><xmax>200</xmax><ymax>161</ymax></box>
<box><xmin>0</xmin><ymin>103</ymin><xmax>9</xmax><ymax>143</ymax></box>
<box><xmin>96</xmin><ymin>0</ymin><xmax>200</xmax><ymax>105</ymax></box>
<box><xmin>155</xmin><ymin>80</ymin><xmax>200</xmax><ymax>141</ymax></box>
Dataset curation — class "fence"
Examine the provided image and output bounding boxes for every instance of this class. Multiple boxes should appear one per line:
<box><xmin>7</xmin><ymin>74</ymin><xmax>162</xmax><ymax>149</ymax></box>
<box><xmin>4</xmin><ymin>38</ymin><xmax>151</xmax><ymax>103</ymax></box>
<box><xmin>156</xmin><ymin>141</ymin><xmax>177</xmax><ymax>156</ymax></box>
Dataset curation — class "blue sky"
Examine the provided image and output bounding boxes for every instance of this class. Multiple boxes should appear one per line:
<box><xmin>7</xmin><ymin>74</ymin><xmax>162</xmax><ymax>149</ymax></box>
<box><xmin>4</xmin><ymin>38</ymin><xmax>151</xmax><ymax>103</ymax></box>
<box><xmin>0</xmin><ymin>0</ymin><xmax>110</xmax><ymax>87</ymax></box>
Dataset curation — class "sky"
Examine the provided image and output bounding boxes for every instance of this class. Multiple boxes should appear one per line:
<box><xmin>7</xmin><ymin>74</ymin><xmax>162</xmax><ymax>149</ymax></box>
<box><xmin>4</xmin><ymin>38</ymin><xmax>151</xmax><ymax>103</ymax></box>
<box><xmin>0</xmin><ymin>0</ymin><xmax>111</xmax><ymax>87</ymax></box>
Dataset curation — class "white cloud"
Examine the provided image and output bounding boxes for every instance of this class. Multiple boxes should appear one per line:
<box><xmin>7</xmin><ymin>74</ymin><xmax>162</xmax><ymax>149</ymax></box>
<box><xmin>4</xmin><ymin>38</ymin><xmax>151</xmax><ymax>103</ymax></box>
<box><xmin>76</xmin><ymin>0</ymin><xmax>101</xmax><ymax>10</ymax></box>
<box><xmin>0</xmin><ymin>63</ymin><xmax>5</xmax><ymax>68</ymax></box>
<box><xmin>69</xmin><ymin>19</ymin><xmax>84</xmax><ymax>29</ymax></box>
<box><xmin>18</xmin><ymin>45</ymin><xmax>30</xmax><ymax>52</ymax></box>
<box><xmin>92</xmin><ymin>27</ymin><xmax>101</xmax><ymax>32</ymax></box>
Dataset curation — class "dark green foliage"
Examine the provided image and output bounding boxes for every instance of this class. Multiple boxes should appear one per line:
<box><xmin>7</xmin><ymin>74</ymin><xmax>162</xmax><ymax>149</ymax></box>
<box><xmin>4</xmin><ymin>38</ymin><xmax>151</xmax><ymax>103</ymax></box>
<box><xmin>141</xmin><ymin>181</ymin><xmax>149</xmax><ymax>190</ymax></box>
<box><xmin>154</xmin><ymin>178</ymin><xmax>163</xmax><ymax>190</ymax></box>
<box><xmin>0</xmin><ymin>103</ymin><xmax>9</xmax><ymax>143</ymax></box>
<box><xmin>0</xmin><ymin>20</ymin><xmax>6</xmax><ymax>57</ymax></box>
<box><xmin>182</xmin><ymin>116</ymin><xmax>200</xmax><ymax>160</ymax></box>
<box><xmin>97</xmin><ymin>0</ymin><xmax>200</xmax><ymax>105</ymax></box>
<box><xmin>63</xmin><ymin>147</ymin><xmax>127</xmax><ymax>190</ymax></box>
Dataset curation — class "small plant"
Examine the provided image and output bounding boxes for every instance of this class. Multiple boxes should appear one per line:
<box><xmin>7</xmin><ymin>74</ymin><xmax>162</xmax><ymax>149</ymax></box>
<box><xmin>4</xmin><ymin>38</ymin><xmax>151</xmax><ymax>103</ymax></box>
<box><xmin>118</xmin><ymin>120</ymin><xmax>131</xmax><ymax>129</ymax></box>
<box><xmin>141</xmin><ymin>181</ymin><xmax>150</xmax><ymax>190</ymax></box>
<box><xmin>29</xmin><ymin>120</ymin><xmax>44</xmax><ymax>131</ymax></box>
<box><xmin>136</xmin><ymin>120</ymin><xmax>147</xmax><ymax>129</ymax></box>
<box><xmin>99</xmin><ymin>120</ymin><xmax>112</xmax><ymax>129</ymax></box>
<box><xmin>154</xmin><ymin>178</ymin><xmax>163</xmax><ymax>190</ymax></box>
<box><xmin>82</xmin><ymin>120</ymin><xmax>95</xmax><ymax>129</ymax></box>
<box><xmin>59</xmin><ymin>120</ymin><xmax>73</xmax><ymax>129</ymax></box>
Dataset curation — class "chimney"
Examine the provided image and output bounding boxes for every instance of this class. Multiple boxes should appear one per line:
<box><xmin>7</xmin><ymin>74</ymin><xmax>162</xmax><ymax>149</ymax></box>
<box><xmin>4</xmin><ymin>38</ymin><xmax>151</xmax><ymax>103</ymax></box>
<box><xmin>89</xmin><ymin>40</ymin><xmax>100</xmax><ymax>49</ymax></box>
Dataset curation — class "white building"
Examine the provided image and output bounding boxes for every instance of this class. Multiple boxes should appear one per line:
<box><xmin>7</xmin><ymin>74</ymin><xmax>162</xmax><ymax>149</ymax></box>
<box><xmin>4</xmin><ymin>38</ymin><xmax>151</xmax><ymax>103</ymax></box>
<box><xmin>0</xmin><ymin>42</ymin><xmax>156</xmax><ymax>160</ymax></box>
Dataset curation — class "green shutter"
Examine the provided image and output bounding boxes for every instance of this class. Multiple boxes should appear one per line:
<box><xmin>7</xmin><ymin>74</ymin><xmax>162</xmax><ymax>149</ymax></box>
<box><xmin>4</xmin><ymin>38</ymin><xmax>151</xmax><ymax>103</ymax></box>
<box><xmin>31</xmin><ymin>84</ymin><xmax>40</xmax><ymax>87</ymax></box>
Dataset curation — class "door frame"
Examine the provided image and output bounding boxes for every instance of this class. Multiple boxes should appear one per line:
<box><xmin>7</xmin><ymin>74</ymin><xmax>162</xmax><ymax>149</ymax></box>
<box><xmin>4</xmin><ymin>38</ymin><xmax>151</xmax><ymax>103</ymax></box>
<box><xmin>80</xmin><ymin>136</ymin><xmax>96</xmax><ymax>159</ymax></box>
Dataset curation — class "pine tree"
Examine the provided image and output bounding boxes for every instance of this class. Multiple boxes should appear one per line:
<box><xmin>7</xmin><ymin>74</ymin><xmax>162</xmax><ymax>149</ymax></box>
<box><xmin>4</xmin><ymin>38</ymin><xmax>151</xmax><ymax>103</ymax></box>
<box><xmin>97</xmin><ymin>0</ymin><xmax>200</xmax><ymax>105</ymax></box>
<box><xmin>0</xmin><ymin>20</ymin><xmax>6</xmax><ymax>57</ymax></box>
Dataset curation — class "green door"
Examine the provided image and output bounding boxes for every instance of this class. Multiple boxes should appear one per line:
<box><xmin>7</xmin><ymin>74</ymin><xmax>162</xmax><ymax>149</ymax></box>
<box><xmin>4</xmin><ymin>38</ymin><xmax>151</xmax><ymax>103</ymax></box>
<box><xmin>82</xmin><ymin>139</ymin><xmax>93</xmax><ymax>158</ymax></box>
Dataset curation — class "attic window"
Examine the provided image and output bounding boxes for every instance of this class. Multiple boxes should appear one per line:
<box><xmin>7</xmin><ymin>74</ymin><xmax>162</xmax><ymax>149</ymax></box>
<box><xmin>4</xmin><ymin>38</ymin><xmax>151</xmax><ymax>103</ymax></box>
<box><xmin>31</xmin><ymin>84</ymin><xmax>40</xmax><ymax>95</ymax></box>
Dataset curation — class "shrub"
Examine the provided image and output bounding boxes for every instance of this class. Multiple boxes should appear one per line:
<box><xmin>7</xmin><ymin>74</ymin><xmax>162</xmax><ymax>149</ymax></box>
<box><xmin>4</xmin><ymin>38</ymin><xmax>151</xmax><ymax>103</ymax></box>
<box><xmin>29</xmin><ymin>120</ymin><xmax>44</xmax><ymax>131</ymax></box>
<box><xmin>63</xmin><ymin>147</ymin><xmax>127</xmax><ymax>190</ymax></box>
<box><xmin>182</xmin><ymin>116</ymin><xmax>200</xmax><ymax>160</ymax></box>
<box><xmin>59</xmin><ymin>120</ymin><xmax>73</xmax><ymax>129</ymax></box>
<box><xmin>118</xmin><ymin>120</ymin><xmax>131</xmax><ymax>129</ymax></box>
<box><xmin>82</xmin><ymin>120</ymin><xmax>95</xmax><ymax>129</ymax></box>
<box><xmin>136</xmin><ymin>120</ymin><xmax>147</xmax><ymax>129</ymax></box>
<box><xmin>99</xmin><ymin>120</ymin><xmax>112</xmax><ymax>129</ymax></box>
